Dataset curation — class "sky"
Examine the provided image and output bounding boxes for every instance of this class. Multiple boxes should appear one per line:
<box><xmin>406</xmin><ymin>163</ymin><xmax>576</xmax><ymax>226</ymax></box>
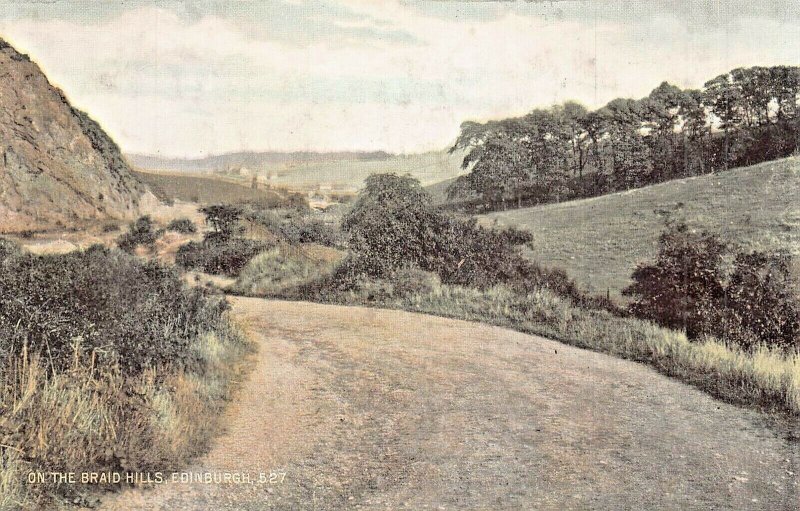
<box><xmin>0</xmin><ymin>0</ymin><xmax>799</xmax><ymax>158</ymax></box>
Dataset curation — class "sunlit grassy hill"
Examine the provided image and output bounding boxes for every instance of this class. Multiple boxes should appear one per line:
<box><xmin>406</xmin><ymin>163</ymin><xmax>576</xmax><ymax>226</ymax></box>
<box><xmin>481</xmin><ymin>157</ymin><xmax>800</xmax><ymax>300</ymax></box>
<box><xmin>133</xmin><ymin>170</ymin><xmax>287</xmax><ymax>206</ymax></box>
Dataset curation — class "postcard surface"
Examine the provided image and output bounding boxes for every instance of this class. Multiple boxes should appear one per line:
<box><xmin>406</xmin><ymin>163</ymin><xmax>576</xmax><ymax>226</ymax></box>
<box><xmin>0</xmin><ymin>1</ymin><xmax>798</xmax><ymax>510</ymax></box>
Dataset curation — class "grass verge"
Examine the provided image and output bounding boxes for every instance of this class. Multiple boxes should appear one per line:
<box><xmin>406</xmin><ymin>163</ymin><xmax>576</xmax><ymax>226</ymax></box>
<box><xmin>0</xmin><ymin>246</ymin><xmax>253</xmax><ymax>510</ymax></box>
<box><xmin>256</xmin><ymin>271</ymin><xmax>800</xmax><ymax>417</ymax></box>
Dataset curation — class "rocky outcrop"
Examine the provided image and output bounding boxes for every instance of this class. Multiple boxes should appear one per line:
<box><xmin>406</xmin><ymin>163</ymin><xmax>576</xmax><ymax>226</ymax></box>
<box><xmin>0</xmin><ymin>38</ymin><xmax>158</xmax><ymax>232</ymax></box>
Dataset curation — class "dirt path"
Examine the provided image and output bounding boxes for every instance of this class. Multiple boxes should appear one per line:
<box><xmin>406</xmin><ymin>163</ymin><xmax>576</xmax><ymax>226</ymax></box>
<box><xmin>101</xmin><ymin>298</ymin><xmax>799</xmax><ymax>510</ymax></box>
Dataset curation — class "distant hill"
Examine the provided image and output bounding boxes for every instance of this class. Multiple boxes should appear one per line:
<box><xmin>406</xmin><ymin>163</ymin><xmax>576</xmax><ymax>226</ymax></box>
<box><xmin>127</xmin><ymin>151</ymin><xmax>394</xmax><ymax>174</ymax></box>
<box><xmin>133</xmin><ymin>170</ymin><xmax>287</xmax><ymax>207</ymax></box>
<box><xmin>481</xmin><ymin>157</ymin><xmax>800</xmax><ymax>300</ymax></box>
<box><xmin>128</xmin><ymin>150</ymin><xmax>467</xmax><ymax>192</ymax></box>
<box><xmin>0</xmin><ymin>38</ymin><xmax>157</xmax><ymax>233</ymax></box>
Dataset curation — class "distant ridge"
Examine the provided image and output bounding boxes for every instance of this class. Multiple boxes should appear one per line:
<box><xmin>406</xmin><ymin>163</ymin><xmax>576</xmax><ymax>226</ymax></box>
<box><xmin>127</xmin><ymin>150</ymin><xmax>396</xmax><ymax>173</ymax></box>
<box><xmin>0</xmin><ymin>38</ymin><xmax>158</xmax><ymax>232</ymax></box>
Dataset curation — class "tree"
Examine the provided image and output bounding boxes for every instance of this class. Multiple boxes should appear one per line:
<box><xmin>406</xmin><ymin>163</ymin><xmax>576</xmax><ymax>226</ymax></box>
<box><xmin>200</xmin><ymin>204</ymin><xmax>244</xmax><ymax>240</ymax></box>
<box><xmin>623</xmin><ymin>223</ymin><xmax>726</xmax><ymax>338</ymax></box>
<box><xmin>343</xmin><ymin>173</ymin><xmax>532</xmax><ymax>287</ymax></box>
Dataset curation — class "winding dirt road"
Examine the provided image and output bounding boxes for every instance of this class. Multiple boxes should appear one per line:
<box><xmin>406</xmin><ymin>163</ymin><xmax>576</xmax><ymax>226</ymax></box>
<box><xmin>102</xmin><ymin>298</ymin><xmax>799</xmax><ymax>510</ymax></box>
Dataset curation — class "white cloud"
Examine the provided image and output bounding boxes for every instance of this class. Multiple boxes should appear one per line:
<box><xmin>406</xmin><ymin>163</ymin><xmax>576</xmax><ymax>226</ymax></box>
<box><xmin>1</xmin><ymin>0</ymin><xmax>799</xmax><ymax>157</ymax></box>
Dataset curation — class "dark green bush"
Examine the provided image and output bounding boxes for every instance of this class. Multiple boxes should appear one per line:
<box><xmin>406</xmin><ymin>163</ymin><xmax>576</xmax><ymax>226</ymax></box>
<box><xmin>279</xmin><ymin>218</ymin><xmax>339</xmax><ymax>246</ymax></box>
<box><xmin>167</xmin><ymin>218</ymin><xmax>198</xmax><ymax>234</ymax></box>
<box><xmin>176</xmin><ymin>237</ymin><xmax>270</xmax><ymax>277</ymax></box>
<box><xmin>241</xmin><ymin>203</ymin><xmax>340</xmax><ymax>247</ymax></box>
<box><xmin>624</xmin><ymin>223</ymin><xmax>799</xmax><ymax>349</ymax></box>
<box><xmin>0</xmin><ymin>245</ymin><xmax>231</xmax><ymax>375</ymax></box>
<box><xmin>724</xmin><ymin>252</ymin><xmax>799</xmax><ymax>350</ymax></box>
<box><xmin>117</xmin><ymin>215</ymin><xmax>159</xmax><ymax>253</ymax></box>
<box><xmin>342</xmin><ymin>174</ymin><xmax>522</xmax><ymax>285</ymax></box>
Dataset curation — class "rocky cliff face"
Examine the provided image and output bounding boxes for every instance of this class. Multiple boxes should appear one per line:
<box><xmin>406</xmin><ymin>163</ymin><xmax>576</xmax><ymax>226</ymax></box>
<box><xmin>0</xmin><ymin>38</ymin><xmax>158</xmax><ymax>232</ymax></box>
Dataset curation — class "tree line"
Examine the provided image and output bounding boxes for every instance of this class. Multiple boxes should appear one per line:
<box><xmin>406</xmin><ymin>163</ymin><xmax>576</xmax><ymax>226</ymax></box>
<box><xmin>449</xmin><ymin>65</ymin><xmax>800</xmax><ymax>211</ymax></box>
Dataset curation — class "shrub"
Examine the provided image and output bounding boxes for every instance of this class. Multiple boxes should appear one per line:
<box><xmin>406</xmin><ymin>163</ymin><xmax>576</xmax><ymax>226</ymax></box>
<box><xmin>279</xmin><ymin>218</ymin><xmax>339</xmax><ymax>246</ymax></box>
<box><xmin>724</xmin><ymin>252</ymin><xmax>799</xmax><ymax>350</ymax></box>
<box><xmin>167</xmin><ymin>218</ymin><xmax>198</xmax><ymax>234</ymax></box>
<box><xmin>200</xmin><ymin>204</ymin><xmax>244</xmax><ymax>239</ymax></box>
<box><xmin>117</xmin><ymin>215</ymin><xmax>159</xmax><ymax>253</ymax></box>
<box><xmin>623</xmin><ymin>223</ymin><xmax>726</xmax><ymax>338</ymax></box>
<box><xmin>342</xmin><ymin>173</ymin><xmax>533</xmax><ymax>287</ymax></box>
<box><xmin>176</xmin><ymin>237</ymin><xmax>270</xmax><ymax>277</ymax></box>
<box><xmin>242</xmin><ymin>204</ymin><xmax>340</xmax><ymax>247</ymax></box>
<box><xmin>0</xmin><ymin>246</ymin><xmax>248</xmax><ymax>507</ymax></box>
<box><xmin>625</xmin><ymin>223</ymin><xmax>800</xmax><ymax>350</ymax></box>
<box><xmin>0</xmin><ymin>245</ymin><xmax>231</xmax><ymax>375</ymax></box>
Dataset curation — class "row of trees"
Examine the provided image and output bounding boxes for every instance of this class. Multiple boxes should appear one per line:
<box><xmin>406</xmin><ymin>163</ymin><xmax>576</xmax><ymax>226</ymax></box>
<box><xmin>449</xmin><ymin>66</ymin><xmax>800</xmax><ymax>211</ymax></box>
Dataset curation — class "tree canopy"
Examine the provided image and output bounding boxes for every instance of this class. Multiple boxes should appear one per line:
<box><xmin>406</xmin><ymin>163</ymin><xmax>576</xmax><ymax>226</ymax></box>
<box><xmin>450</xmin><ymin>65</ymin><xmax>800</xmax><ymax>212</ymax></box>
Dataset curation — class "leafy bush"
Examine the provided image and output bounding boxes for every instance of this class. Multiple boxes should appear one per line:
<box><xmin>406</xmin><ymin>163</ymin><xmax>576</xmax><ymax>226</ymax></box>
<box><xmin>624</xmin><ymin>223</ymin><xmax>800</xmax><ymax>349</ymax></box>
<box><xmin>724</xmin><ymin>252</ymin><xmax>799</xmax><ymax>350</ymax></box>
<box><xmin>0</xmin><ymin>244</ymin><xmax>248</xmax><ymax>507</ymax></box>
<box><xmin>167</xmin><ymin>217</ymin><xmax>198</xmax><ymax>234</ymax></box>
<box><xmin>279</xmin><ymin>217</ymin><xmax>339</xmax><ymax>246</ymax></box>
<box><xmin>342</xmin><ymin>173</ymin><xmax>533</xmax><ymax>287</ymax></box>
<box><xmin>0</xmin><ymin>245</ymin><xmax>231</xmax><ymax>375</ymax></box>
<box><xmin>176</xmin><ymin>237</ymin><xmax>270</xmax><ymax>277</ymax></box>
<box><xmin>200</xmin><ymin>204</ymin><xmax>244</xmax><ymax>239</ymax></box>
<box><xmin>242</xmin><ymin>204</ymin><xmax>340</xmax><ymax>247</ymax></box>
<box><xmin>623</xmin><ymin>223</ymin><xmax>726</xmax><ymax>338</ymax></box>
<box><xmin>117</xmin><ymin>215</ymin><xmax>159</xmax><ymax>253</ymax></box>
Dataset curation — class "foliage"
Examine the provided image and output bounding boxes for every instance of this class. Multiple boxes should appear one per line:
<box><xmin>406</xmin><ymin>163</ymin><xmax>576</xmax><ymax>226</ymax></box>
<box><xmin>624</xmin><ymin>223</ymin><xmax>800</xmax><ymax>350</ymax></box>
<box><xmin>623</xmin><ymin>223</ymin><xmax>727</xmax><ymax>338</ymax></box>
<box><xmin>167</xmin><ymin>217</ymin><xmax>198</xmax><ymax>234</ymax></box>
<box><xmin>451</xmin><ymin>65</ymin><xmax>800</xmax><ymax>212</ymax></box>
<box><xmin>342</xmin><ymin>173</ymin><xmax>534</xmax><ymax>287</ymax></box>
<box><xmin>725</xmin><ymin>252</ymin><xmax>800</xmax><ymax>350</ymax></box>
<box><xmin>0</xmin><ymin>243</ymin><xmax>248</xmax><ymax>507</ymax></box>
<box><xmin>201</xmin><ymin>204</ymin><xmax>244</xmax><ymax>239</ymax></box>
<box><xmin>117</xmin><ymin>215</ymin><xmax>160</xmax><ymax>253</ymax></box>
<box><xmin>0</xmin><ymin>245</ymin><xmax>232</xmax><ymax>375</ymax></box>
<box><xmin>176</xmin><ymin>237</ymin><xmax>270</xmax><ymax>277</ymax></box>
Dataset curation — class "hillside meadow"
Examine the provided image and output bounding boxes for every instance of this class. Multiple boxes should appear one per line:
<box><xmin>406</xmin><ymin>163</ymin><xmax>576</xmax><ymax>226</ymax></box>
<box><xmin>133</xmin><ymin>170</ymin><xmax>288</xmax><ymax>207</ymax></box>
<box><xmin>481</xmin><ymin>157</ymin><xmax>800</xmax><ymax>300</ymax></box>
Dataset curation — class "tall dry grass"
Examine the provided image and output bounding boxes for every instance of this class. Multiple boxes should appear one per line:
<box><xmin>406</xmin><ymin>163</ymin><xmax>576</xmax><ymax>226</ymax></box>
<box><xmin>0</xmin><ymin>331</ymin><xmax>250</xmax><ymax>510</ymax></box>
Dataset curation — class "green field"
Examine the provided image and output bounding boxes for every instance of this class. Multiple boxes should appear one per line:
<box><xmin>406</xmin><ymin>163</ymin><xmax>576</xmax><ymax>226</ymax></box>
<box><xmin>481</xmin><ymin>157</ymin><xmax>800</xmax><ymax>300</ymax></box>
<box><xmin>134</xmin><ymin>170</ymin><xmax>286</xmax><ymax>206</ymax></box>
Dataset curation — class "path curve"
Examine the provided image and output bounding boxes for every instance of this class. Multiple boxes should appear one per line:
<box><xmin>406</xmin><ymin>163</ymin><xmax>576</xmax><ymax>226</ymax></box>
<box><xmin>102</xmin><ymin>298</ymin><xmax>799</xmax><ymax>510</ymax></box>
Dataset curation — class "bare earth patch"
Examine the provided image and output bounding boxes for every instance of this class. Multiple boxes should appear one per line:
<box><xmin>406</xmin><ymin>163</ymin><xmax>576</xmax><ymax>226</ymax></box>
<box><xmin>100</xmin><ymin>299</ymin><xmax>800</xmax><ymax>510</ymax></box>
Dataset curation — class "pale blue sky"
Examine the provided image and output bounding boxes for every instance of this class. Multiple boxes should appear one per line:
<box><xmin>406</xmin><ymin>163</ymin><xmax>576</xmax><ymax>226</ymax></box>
<box><xmin>1</xmin><ymin>0</ymin><xmax>798</xmax><ymax>157</ymax></box>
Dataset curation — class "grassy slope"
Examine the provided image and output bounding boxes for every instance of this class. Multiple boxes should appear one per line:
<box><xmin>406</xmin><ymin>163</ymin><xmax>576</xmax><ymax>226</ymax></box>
<box><xmin>133</xmin><ymin>170</ymin><xmax>286</xmax><ymax>206</ymax></box>
<box><xmin>481</xmin><ymin>157</ymin><xmax>800</xmax><ymax>300</ymax></box>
